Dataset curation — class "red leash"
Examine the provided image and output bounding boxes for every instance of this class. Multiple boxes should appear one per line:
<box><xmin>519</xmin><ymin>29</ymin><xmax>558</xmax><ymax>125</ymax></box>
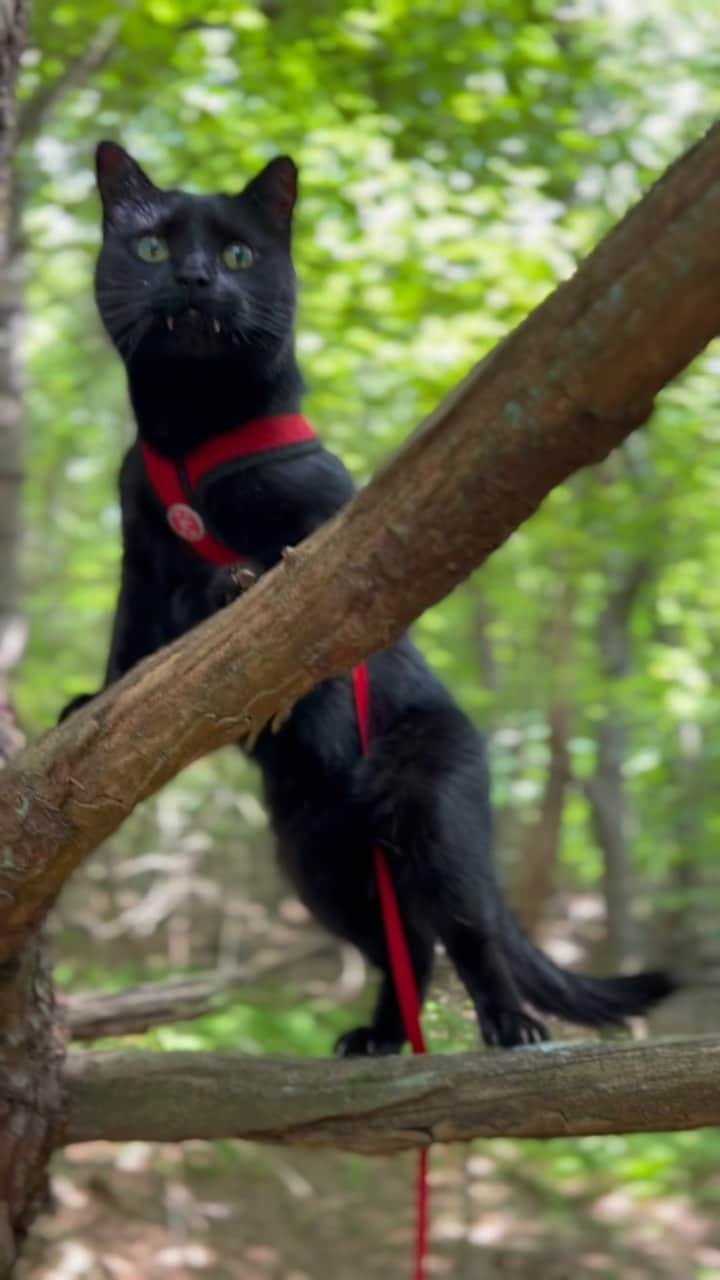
<box><xmin>352</xmin><ymin>662</ymin><xmax>429</xmax><ymax>1280</ymax></box>
<box><xmin>140</xmin><ymin>423</ymin><xmax>430</xmax><ymax>1275</ymax></box>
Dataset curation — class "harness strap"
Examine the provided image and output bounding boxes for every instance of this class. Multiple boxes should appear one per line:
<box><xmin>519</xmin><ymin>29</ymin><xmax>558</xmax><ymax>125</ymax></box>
<box><xmin>183</xmin><ymin>413</ymin><xmax>317</xmax><ymax>487</ymax></box>
<box><xmin>141</xmin><ymin>443</ymin><xmax>239</xmax><ymax>566</ymax></box>
<box><xmin>352</xmin><ymin>661</ymin><xmax>429</xmax><ymax>1280</ymax></box>
<box><xmin>140</xmin><ymin>413</ymin><xmax>319</xmax><ymax>567</ymax></box>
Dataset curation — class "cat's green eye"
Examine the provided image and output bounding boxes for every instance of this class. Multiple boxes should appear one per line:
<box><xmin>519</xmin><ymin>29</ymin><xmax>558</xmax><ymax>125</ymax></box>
<box><xmin>134</xmin><ymin>235</ymin><xmax>169</xmax><ymax>264</ymax></box>
<box><xmin>223</xmin><ymin>242</ymin><xmax>254</xmax><ymax>271</ymax></box>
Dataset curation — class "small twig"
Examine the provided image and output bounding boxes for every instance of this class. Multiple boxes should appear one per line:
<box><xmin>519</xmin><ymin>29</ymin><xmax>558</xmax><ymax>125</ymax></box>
<box><xmin>65</xmin><ymin>943</ymin><xmax>333</xmax><ymax>1040</ymax></box>
<box><xmin>18</xmin><ymin>15</ymin><xmax>122</xmax><ymax>141</ymax></box>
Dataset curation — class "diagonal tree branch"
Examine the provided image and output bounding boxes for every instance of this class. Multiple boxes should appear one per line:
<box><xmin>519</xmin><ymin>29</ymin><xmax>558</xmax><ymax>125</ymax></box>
<box><xmin>60</xmin><ymin>1034</ymin><xmax>720</xmax><ymax>1154</ymax></box>
<box><xmin>2</xmin><ymin>123</ymin><xmax>720</xmax><ymax>961</ymax></box>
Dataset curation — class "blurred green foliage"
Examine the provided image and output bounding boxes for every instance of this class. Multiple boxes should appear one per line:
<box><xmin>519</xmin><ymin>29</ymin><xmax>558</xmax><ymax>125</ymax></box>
<box><xmin>12</xmin><ymin>0</ymin><xmax>720</xmax><ymax>1265</ymax></box>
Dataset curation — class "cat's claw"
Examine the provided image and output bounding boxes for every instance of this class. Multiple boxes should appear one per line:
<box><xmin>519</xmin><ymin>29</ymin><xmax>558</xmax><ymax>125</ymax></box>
<box><xmin>207</xmin><ymin>564</ymin><xmax>258</xmax><ymax>610</ymax></box>
<box><xmin>480</xmin><ymin>1007</ymin><xmax>549</xmax><ymax>1048</ymax></box>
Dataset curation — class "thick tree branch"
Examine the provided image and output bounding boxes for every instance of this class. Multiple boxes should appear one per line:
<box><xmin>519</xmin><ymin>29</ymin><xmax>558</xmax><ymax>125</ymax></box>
<box><xmin>3</xmin><ymin>124</ymin><xmax>720</xmax><ymax>958</ymax></box>
<box><xmin>60</xmin><ymin>1035</ymin><xmax>720</xmax><ymax>1154</ymax></box>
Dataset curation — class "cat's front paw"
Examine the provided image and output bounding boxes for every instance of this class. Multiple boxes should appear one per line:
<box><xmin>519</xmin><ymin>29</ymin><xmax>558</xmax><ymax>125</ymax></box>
<box><xmin>334</xmin><ymin>1026</ymin><xmax>404</xmax><ymax>1057</ymax></box>
<box><xmin>207</xmin><ymin>563</ymin><xmax>260</xmax><ymax>611</ymax></box>
<box><xmin>58</xmin><ymin>692</ymin><xmax>98</xmax><ymax>724</ymax></box>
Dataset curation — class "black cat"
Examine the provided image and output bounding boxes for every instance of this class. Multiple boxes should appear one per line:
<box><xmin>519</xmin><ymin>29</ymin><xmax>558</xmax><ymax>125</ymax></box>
<box><xmin>62</xmin><ymin>141</ymin><xmax>673</xmax><ymax>1053</ymax></box>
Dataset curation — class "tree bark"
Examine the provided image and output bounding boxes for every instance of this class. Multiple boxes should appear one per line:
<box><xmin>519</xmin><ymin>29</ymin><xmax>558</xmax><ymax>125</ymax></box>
<box><xmin>60</xmin><ymin>1035</ymin><xmax>720</xmax><ymax>1154</ymax></box>
<box><xmin>3</xmin><ymin>123</ymin><xmax>720</xmax><ymax>961</ymax></box>
<box><xmin>0</xmin><ymin>13</ymin><xmax>67</xmax><ymax>1274</ymax></box>
<box><xmin>0</xmin><ymin>934</ymin><xmax>64</xmax><ymax>1272</ymax></box>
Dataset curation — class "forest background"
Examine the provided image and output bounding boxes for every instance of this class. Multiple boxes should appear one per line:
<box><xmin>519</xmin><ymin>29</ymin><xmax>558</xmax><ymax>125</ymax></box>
<box><xmin>7</xmin><ymin>0</ymin><xmax>720</xmax><ymax>1275</ymax></box>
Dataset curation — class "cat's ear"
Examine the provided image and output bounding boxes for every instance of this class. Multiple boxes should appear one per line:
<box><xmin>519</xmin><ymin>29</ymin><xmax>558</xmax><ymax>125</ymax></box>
<box><xmin>95</xmin><ymin>141</ymin><xmax>159</xmax><ymax>220</ymax></box>
<box><xmin>242</xmin><ymin>156</ymin><xmax>298</xmax><ymax>231</ymax></box>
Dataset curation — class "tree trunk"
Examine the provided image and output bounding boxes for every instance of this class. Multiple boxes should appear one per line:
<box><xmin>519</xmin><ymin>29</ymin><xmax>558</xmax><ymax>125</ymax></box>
<box><xmin>0</xmin><ymin>9</ymin><xmax>67</xmax><ymax>1273</ymax></box>
<box><xmin>509</xmin><ymin>590</ymin><xmax>574</xmax><ymax>935</ymax></box>
<box><xmin>586</xmin><ymin>716</ymin><xmax>634</xmax><ymax>964</ymax></box>
<box><xmin>585</xmin><ymin>558</ymin><xmax>651</xmax><ymax>966</ymax></box>
<box><xmin>510</xmin><ymin>700</ymin><xmax>571</xmax><ymax>936</ymax></box>
<box><xmin>0</xmin><ymin>934</ymin><xmax>64</xmax><ymax>1273</ymax></box>
<box><xmin>0</xmin><ymin>0</ymin><xmax>26</xmax><ymax>750</ymax></box>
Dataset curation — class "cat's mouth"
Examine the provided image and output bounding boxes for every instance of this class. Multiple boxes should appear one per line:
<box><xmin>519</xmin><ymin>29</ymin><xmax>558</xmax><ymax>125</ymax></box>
<box><xmin>159</xmin><ymin>306</ymin><xmax>227</xmax><ymax>351</ymax></box>
<box><xmin>165</xmin><ymin>307</ymin><xmax>221</xmax><ymax>334</ymax></box>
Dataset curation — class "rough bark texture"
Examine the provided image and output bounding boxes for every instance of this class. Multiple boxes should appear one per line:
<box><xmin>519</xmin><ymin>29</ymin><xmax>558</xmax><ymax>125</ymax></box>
<box><xmin>60</xmin><ymin>1035</ymin><xmax>720</xmax><ymax>1155</ymax></box>
<box><xmin>0</xmin><ymin>935</ymin><xmax>64</xmax><ymax>1273</ymax></box>
<box><xmin>2</xmin><ymin>123</ymin><xmax>720</xmax><ymax>961</ymax></box>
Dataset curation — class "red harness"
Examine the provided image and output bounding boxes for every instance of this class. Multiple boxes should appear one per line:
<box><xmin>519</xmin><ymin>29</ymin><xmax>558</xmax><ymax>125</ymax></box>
<box><xmin>140</xmin><ymin>413</ymin><xmax>319</xmax><ymax>565</ymax></box>
<box><xmin>141</xmin><ymin>416</ymin><xmax>429</xmax><ymax>1278</ymax></box>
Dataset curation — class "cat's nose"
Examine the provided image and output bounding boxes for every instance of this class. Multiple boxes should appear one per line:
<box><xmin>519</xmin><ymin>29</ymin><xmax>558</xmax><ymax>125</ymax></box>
<box><xmin>175</xmin><ymin>256</ymin><xmax>212</xmax><ymax>288</ymax></box>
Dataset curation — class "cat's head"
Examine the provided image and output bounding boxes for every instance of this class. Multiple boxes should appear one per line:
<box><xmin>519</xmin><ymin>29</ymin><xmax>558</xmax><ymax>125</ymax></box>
<box><xmin>94</xmin><ymin>141</ymin><xmax>298</xmax><ymax>368</ymax></box>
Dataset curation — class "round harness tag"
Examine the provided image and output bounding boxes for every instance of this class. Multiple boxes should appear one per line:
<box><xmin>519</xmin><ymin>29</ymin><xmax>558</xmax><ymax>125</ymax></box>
<box><xmin>167</xmin><ymin>502</ymin><xmax>206</xmax><ymax>543</ymax></box>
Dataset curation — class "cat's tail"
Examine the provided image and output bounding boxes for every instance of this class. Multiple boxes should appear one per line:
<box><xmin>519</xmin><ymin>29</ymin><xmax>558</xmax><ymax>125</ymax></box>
<box><xmin>503</xmin><ymin>909</ymin><xmax>675</xmax><ymax>1027</ymax></box>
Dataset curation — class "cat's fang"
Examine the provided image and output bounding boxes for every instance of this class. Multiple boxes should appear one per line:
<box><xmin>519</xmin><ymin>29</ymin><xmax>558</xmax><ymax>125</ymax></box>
<box><xmin>212</xmin><ymin>319</ymin><xmax>220</xmax><ymax>334</ymax></box>
<box><xmin>166</xmin><ymin>316</ymin><xmax>174</xmax><ymax>332</ymax></box>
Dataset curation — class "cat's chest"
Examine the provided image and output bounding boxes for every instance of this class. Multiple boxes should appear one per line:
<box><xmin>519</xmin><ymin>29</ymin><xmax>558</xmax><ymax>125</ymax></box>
<box><xmin>196</xmin><ymin>449</ymin><xmax>355</xmax><ymax>565</ymax></box>
<box><xmin>130</xmin><ymin>439</ymin><xmax>355</xmax><ymax>573</ymax></box>
<box><xmin>201</xmin><ymin>463</ymin><xmax>320</xmax><ymax>561</ymax></box>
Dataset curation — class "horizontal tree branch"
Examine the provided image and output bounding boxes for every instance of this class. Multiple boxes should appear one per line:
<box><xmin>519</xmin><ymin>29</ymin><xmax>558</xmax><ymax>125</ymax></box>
<box><xmin>3</xmin><ymin>124</ymin><xmax>720</xmax><ymax>958</ymax></box>
<box><xmin>61</xmin><ymin>1035</ymin><xmax>720</xmax><ymax>1154</ymax></box>
<box><xmin>65</xmin><ymin>945</ymin><xmax>332</xmax><ymax>1041</ymax></box>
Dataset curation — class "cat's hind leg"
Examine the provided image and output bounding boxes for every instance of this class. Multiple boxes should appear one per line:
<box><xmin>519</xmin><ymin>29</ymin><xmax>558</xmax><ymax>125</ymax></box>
<box><xmin>277</xmin><ymin>832</ymin><xmax>435</xmax><ymax>1057</ymax></box>
<box><xmin>334</xmin><ymin>922</ymin><xmax>435</xmax><ymax>1057</ymax></box>
<box><xmin>364</xmin><ymin>705</ymin><xmax>547</xmax><ymax>1048</ymax></box>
